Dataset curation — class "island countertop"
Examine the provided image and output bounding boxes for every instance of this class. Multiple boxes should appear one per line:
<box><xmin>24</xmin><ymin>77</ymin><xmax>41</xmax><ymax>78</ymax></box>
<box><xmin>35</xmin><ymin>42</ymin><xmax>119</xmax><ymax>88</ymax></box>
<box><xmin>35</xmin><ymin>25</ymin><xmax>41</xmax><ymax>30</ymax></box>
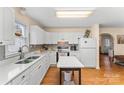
<box><xmin>57</xmin><ymin>56</ymin><xmax>84</xmax><ymax>68</ymax></box>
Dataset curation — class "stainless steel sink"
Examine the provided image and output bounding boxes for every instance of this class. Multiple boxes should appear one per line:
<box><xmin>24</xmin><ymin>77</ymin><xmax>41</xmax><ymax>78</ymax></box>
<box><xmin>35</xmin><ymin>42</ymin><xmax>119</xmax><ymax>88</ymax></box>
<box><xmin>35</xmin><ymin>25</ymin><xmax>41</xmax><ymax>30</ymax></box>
<box><xmin>27</xmin><ymin>56</ymin><xmax>40</xmax><ymax>59</ymax></box>
<box><xmin>15</xmin><ymin>56</ymin><xmax>40</xmax><ymax>64</ymax></box>
<box><xmin>15</xmin><ymin>59</ymin><xmax>34</xmax><ymax>64</ymax></box>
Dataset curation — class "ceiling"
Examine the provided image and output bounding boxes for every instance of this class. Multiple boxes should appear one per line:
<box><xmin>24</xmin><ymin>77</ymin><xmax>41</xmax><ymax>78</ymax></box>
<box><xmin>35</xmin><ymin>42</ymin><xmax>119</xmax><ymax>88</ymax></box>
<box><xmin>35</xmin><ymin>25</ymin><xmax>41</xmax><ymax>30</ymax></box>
<box><xmin>24</xmin><ymin>7</ymin><xmax>124</xmax><ymax>28</ymax></box>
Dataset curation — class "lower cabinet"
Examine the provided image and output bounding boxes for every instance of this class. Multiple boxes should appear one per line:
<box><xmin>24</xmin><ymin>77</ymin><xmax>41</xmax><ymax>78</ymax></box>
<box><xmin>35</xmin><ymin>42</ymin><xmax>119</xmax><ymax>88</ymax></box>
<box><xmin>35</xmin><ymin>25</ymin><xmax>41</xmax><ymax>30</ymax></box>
<box><xmin>49</xmin><ymin>51</ymin><xmax>56</xmax><ymax>65</ymax></box>
<box><xmin>11</xmin><ymin>68</ymin><xmax>31</xmax><ymax>85</ymax></box>
<box><xmin>30</xmin><ymin>63</ymin><xmax>43</xmax><ymax>85</ymax></box>
<box><xmin>8</xmin><ymin>53</ymin><xmax>50</xmax><ymax>85</ymax></box>
<box><xmin>30</xmin><ymin>54</ymin><xmax>50</xmax><ymax>85</ymax></box>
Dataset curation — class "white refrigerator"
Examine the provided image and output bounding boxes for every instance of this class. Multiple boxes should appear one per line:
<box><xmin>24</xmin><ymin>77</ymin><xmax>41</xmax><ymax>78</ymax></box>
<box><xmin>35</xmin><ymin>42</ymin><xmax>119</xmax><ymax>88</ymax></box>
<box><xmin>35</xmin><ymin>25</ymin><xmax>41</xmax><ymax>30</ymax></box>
<box><xmin>79</xmin><ymin>38</ymin><xmax>96</xmax><ymax>68</ymax></box>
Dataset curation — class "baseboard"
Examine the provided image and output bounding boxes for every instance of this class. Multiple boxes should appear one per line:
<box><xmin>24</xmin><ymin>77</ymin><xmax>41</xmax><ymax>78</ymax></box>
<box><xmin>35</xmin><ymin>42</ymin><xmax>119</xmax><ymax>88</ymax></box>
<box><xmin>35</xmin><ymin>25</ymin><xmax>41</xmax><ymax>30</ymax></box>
<box><xmin>50</xmin><ymin>64</ymin><xmax>57</xmax><ymax>67</ymax></box>
<box><xmin>96</xmin><ymin>66</ymin><xmax>100</xmax><ymax>69</ymax></box>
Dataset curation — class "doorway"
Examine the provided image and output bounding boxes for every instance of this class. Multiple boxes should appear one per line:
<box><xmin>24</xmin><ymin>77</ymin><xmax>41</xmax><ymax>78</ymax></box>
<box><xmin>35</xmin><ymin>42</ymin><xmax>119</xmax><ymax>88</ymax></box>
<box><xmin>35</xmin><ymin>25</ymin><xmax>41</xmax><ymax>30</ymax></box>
<box><xmin>100</xmin><ymin>33</ymin><xmax>114</xmax><ymax>67</ymax></box>
<box><xmin>100</xmin><ymin>33</ymin><xmax>114</xmax><ymax>55</ymax></box>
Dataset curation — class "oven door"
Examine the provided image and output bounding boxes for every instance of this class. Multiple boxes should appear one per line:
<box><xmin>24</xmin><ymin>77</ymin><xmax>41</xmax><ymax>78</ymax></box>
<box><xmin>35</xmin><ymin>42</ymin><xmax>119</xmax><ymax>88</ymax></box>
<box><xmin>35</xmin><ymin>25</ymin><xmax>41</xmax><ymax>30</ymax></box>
<box><xmin>59</xmin><ymin>52</ymin><xmax>68</xmax><ymax>56</ymax></box>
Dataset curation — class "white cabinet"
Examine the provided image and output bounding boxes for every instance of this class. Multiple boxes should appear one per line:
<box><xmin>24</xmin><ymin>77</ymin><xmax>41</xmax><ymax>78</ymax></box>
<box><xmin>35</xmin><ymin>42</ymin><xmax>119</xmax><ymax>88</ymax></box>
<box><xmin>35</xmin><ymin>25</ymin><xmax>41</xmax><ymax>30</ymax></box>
<box><xmin>6</xmin><ymin>81</ymin><xmax>12</xmax><ymax>85</ymax></box>
<box><xmin>30</xmin><ymin>25</ymin><xmax>46</xmax><ymax>44</ymax></box>
<box><xmin>41</xmin><ymin>55</ymin><xmax>50</xmax><ymax>81</ymax></box>
<box><xmin>49</xmin><ymin>51</ymin><xmax>56</xmax><ymax>65</ymax></box>
<box><xmin>45</xmin><ymin>32</ymin><xmax>52</xmax><ymax>44</ymax></box>
<box><xmin>7</xmin><ymin>53</ymin><xmax>50</xmax><ymax>85</ymax></box>
<box><xmin>0</xmin><ymin>8</ymin><xmax>15</xmax><ymax>44</ymax></box>
<box><xmin>45</xmin><ymin>32</ymin><xmax>84</xmax><ymax>44</ymax></box>
<box><xmin>51</xmin><ymin>32</ymin><xmax>58</xmax><ymax>44</ymax></box>
<box><xmin>30</xmin><ymin>63</ymin><xmax>43</xmax><ymax>85</ymax></box>
<box><xmin>30</xmin><ymin>54</ymin><xmax>50</xmax><ymax>85</ymax></box>
<box><xmin>11</xmin><ymin>68</ymin><xmax>31</xmax><ymax>85</ymax></box>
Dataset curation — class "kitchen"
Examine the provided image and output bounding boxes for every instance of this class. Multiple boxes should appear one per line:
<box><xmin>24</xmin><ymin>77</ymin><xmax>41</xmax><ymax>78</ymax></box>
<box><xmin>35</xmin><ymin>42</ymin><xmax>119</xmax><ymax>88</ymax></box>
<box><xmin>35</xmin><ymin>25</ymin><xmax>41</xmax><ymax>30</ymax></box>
<box><xmin>0</xmin><ymin>7</ymin><xmax>124</xmax><ymax>85</ymax></box>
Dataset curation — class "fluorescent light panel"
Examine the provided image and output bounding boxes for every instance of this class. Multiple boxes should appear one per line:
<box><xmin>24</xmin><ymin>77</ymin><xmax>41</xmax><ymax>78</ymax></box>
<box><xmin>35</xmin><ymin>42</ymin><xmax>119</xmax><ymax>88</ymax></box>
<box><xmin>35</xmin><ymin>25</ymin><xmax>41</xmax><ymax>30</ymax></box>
<box><xmin>56</xmin><ymin>11</ymin><xmax>93</xmax><ymax>18</ymax></box>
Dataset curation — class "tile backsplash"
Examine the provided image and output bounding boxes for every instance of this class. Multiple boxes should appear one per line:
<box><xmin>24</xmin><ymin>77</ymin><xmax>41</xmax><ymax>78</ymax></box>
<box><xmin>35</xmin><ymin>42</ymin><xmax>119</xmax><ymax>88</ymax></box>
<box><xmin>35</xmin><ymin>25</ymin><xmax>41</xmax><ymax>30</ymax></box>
<box><xmin>30</xmin><ymin>44</ymin><xmax>57</xmax><ymax>51</ymax></box>
<box><xmin>30</xmin><ymin>44</ymin><xmax>78</xmax><ymax>51</ymax></box>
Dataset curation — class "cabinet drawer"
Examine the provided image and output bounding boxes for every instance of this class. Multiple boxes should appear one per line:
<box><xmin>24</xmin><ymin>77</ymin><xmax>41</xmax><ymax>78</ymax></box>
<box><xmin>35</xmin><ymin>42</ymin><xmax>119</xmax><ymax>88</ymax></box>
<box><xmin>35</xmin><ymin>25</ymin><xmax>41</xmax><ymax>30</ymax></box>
<box><xmin>31</xmin><ymin>59</ymin><xmax>42</xmax><ymax>71</ymax></box>
<box><xmin>6</xmin><ymin>81</ymin><xmax>12</xmax><ymax>85</ymax></box>
<box><xmin>12</xmin><ymin>68</ymin><xmax>31</xmax><ymax>85</ymax></box>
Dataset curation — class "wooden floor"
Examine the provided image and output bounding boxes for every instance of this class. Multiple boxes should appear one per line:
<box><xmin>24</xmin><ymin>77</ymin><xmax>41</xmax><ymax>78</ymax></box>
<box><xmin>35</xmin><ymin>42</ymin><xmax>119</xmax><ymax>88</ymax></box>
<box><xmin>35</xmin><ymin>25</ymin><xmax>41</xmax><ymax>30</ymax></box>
<box><xmin>41</xmin><ymin>55</ymin><xmax>124</xmax><ymax>85</ymax></box>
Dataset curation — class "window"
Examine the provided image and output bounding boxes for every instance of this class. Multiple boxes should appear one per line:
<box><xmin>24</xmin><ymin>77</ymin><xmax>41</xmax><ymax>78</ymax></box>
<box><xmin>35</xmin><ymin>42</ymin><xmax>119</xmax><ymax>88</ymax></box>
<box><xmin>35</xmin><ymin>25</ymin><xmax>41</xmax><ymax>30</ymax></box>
<box><xmin>15</xmin><ymin>21</ymin><xmax>26</xmax><ymax>38</ymax></box>
<box><xmin>6</xmin><ymin>21</ymin><xmax>27</xmax><ymax>56</ymax></box>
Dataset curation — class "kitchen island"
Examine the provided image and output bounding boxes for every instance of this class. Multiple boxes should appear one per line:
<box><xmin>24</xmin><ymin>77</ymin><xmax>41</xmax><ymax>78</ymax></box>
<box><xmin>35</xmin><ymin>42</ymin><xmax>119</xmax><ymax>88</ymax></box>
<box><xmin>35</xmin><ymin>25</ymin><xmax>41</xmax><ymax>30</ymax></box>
<box><xmin>57</xmin><ymin>56</ymin><xmax>84</xmax><ymax>85</ymax></box>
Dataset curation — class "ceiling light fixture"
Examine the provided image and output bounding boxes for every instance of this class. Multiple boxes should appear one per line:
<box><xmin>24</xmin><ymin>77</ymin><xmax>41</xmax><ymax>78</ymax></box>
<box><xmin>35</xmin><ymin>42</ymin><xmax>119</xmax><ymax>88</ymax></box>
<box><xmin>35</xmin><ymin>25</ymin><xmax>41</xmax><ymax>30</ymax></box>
<box><xmin>56</xmin><ymin>10</ymin><xmax>93</xmax><ymax>18</ymax></box>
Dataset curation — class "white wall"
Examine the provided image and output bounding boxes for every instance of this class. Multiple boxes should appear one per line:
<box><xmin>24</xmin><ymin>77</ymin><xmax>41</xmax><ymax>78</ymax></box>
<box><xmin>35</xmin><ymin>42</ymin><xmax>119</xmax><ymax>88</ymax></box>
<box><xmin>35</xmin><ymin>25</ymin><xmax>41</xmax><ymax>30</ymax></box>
<box><xmin>100</xmin><ymin>27</ymin><xmax>124</xmax><ymax>55</ymax></box>
<box><xmin>91</xmin><ymin>24</ymin><xmax>100</xmax><ymax>69</ymax></box>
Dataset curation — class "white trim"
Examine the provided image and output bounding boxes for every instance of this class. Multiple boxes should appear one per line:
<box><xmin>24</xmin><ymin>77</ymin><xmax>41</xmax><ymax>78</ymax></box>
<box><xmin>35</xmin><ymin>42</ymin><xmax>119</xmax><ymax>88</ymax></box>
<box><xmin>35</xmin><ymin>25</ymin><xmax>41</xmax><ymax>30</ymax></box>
<box><xmin>96</xmin><ymin>66</ymin><xmax>100</xmax><ymax>69</ymax></box>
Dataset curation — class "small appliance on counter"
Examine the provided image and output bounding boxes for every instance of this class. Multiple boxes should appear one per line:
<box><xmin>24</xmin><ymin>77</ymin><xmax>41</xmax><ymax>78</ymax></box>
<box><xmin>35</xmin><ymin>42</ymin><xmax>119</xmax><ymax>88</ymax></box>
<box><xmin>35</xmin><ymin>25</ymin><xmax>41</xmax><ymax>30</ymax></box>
<box><xmin>70</xmin><ymin>44</ymin><xmax>78</xmax><ymax>51</ymax></box>
<box><xmin>42</xmin><ymin>45</ymin><xmax>48</xmax><ymax>50</ymax></box>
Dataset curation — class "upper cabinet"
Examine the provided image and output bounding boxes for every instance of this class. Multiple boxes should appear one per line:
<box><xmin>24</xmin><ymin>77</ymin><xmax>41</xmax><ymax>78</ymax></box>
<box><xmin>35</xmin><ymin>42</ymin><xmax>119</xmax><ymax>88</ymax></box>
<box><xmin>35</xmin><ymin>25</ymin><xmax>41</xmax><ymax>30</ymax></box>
<box><xmin>30</xmin><ymin>26</ymin><xmax>84</xmax><ymax>45</ymax></box>
<box><xmin>45</xmin><ymin>32</ymin><xmax>84</xmax><ymax>44</ymax></box>
<box><xmin>30</xmin><ymin>25</ymin><xmax>46</xmax><ymax>45</ymax></box>
<box><xmin>0</xmin><ymin>8</ymin><xmax>15</xmax><ymax>45</ymax></box>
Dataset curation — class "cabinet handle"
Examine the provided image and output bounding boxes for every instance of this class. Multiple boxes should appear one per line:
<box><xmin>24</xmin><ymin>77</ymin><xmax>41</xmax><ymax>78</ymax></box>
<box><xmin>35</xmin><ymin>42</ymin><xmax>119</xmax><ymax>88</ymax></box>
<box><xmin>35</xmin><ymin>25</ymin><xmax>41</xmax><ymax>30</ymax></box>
<box><xmin>21</xmin><ymin>75</ymin><xmax>25</xmax><ymax>79</ymax></box>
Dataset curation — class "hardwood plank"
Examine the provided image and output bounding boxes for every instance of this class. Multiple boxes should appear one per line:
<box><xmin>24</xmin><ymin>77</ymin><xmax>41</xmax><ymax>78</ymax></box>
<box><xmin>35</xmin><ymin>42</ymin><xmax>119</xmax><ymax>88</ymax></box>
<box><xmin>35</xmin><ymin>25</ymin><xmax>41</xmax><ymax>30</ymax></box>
<box><xmin>41</xmin><ymin>55</ymin><xmax>124</xmax><ymax>85</ymax></box>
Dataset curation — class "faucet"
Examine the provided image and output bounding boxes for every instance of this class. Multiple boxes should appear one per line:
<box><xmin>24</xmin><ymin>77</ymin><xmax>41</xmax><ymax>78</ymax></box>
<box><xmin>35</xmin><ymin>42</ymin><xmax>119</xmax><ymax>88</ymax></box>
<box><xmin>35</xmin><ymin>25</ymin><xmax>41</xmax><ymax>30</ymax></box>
<box><xmin>18</xmin><ymin>45</ymin><xmax>29</xmax><ymax>60</ymax></box>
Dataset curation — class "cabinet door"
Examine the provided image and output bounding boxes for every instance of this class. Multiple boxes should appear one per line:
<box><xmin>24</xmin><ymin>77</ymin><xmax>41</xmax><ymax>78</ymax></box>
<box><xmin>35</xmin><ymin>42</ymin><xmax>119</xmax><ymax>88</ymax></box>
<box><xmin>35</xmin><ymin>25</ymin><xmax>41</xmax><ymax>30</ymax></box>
<box><xmin>47</xmin><ymin>54</ymin><xmax>50</xmax><ymax>68</ymax></box>
<box><xmin>44</xmin><ymin>54</ymin><xmax>50</xmax><ymax>70</ymax></box>
<box><xmin>0</xmin><ymin>8</ymin><xmax>3</xmax><ymax>42</ymax></box>
<box><xmin>29</xmin><ymin>55</ymin><xmax>50</xmax><ymax>85</ymax></box>
<box><xmin>44</xmin><ymin>31</ymin><xmax>47</xmax><ymax>44</ymax></box>
<box><xmin>46</xmin><ymin>32</ymin><xmax>51</xmax><ymax>44</ymax></box>
<box><xmin>42</xmin><ymin>30</ymin><xmax>46</xmax><ymax>44</ymax></box>
<box><xmin>30</xmin><ymin>25</ymin><xmax>45</xmax><ymax>44</ymax></box>
<box><xmin>19</xmin><ymin>79</ymin><xmax>30</xmax><ymax>85</ymax></box>
<box><xmin>30</xmin><ymin>28</ymin><xmax>38</xmax><ymax>44</ymax></box>
<box><xmin>11</xmin><ymin>70</ymin><xmax>30</xmax><ymax>85</ymax></box>
<box><xmin>37</xmin><ymin>28</ymin><xmax>42</xmax><ymax>44</ymax></box>
<box><xmin>30</xmin><ymin>69</ymin><xmax>39</xmax><ymax>85</ymax></box>
<box><xmin>51</xmin><ymin>32</ymin><xmax>58</xmax><ymax>44</ymax></box>
<box><xmin>40</xmin><ymin>55</ymin><xmax>50</xmax><ymax>84</ymax></box>
<box><xmin>30</xmin><ymin>65</ymin><xmax>42</xmax><ymax>85</ymax></box>
<box><xmin>3</xmin><ymin>8</ymin><xmax>15</xmax><ymax>44</ymax></box>
<box><xmin>50</xmin><ymin>51</ymin><xmax>56</xmax><ymax>65</ymax></box>
<box><xmin>30</xmin><ymin>60</ymin><xmax>44</xmax><ymax>85</ymax></box>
